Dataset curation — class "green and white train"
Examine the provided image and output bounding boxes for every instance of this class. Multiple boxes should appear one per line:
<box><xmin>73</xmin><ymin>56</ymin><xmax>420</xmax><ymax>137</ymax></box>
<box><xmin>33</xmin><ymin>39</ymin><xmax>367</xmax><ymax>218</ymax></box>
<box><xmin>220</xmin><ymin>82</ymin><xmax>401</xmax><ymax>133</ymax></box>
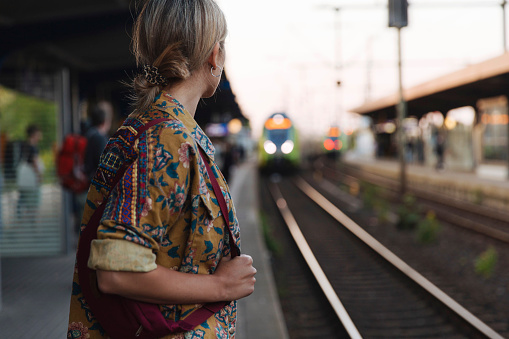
<box><xmin>259</xmin><ymin>113</ymin><xmax>300</xmax><ymax>172</ymax></box>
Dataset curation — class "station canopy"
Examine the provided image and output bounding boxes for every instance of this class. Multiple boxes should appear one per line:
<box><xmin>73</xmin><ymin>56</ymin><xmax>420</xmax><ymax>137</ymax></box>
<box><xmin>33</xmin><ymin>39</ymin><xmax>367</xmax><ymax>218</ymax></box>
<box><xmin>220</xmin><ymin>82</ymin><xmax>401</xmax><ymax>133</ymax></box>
<box><xmin>350</xmin><ymin>52</ymin><xmax>509</xmax><ymax>123</ymax></box>
<box><xmin>0</xmin><ymin>0</ymin><xmax>247</xmax><ymax>125</ymax></box>
<box><xmin>0</xmin><ymin>0</ymin><xmax>135</xmax><ymax>72</ymax></box>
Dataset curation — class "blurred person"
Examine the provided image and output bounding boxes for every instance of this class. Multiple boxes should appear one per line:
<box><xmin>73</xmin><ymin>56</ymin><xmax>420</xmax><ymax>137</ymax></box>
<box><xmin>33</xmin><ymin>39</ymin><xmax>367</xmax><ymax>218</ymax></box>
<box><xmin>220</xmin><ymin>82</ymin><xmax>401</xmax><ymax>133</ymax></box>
<box><xmin>235</xmin><ymin>143</ymin><xmax>245</xmax><ymax>162</ymax></box>
<box><xmin>435</xmin><ymin>133</ymin><xmax>446</xmax><ymax>171</ymax></box>
<box><xmin>405</xmin><ymin>138</ymin><xmax>414</xmax><ymax>163</ymax></box>
<box><xmin>72</xmin><ymin>103</ymin><xmax>113</xmax><ymax>234</ymax></box>
<box><xmin>68</xmin><ymin>1</ymin><xmax>256</xmax><ymax>338</ymax></box>
<box><xmin>416</xmin><ymin>137</ymin><xmax>424</xmax><ymax>164</ymax></box>
<box><xmin>83</xmin><ymin>102</ymin><xmax>113</xmax><ymax>180</ymax></box>
<box><xmin>16</xmin><ymin>124</ymin><xmax>43</xmax><ymax>225</ymax></box>
<box><xmin>221</xmin><ymin>141</ymin><xmax>234</xmax><ymax>182</ymax></box>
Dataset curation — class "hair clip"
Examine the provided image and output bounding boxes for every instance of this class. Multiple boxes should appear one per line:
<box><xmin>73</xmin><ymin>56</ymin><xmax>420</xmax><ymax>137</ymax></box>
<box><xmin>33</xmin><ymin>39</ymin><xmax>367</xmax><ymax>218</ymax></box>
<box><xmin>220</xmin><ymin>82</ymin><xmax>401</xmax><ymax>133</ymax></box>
<box><xmin>143</xmin><ymin>64</ymin><xmax>168</xmax><ymax>86</ymax></box>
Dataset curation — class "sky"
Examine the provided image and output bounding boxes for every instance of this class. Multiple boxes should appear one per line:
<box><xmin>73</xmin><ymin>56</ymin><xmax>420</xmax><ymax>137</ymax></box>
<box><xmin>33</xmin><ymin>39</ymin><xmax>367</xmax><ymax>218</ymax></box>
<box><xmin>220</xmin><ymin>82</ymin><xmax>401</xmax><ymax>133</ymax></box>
<box><xmin>218</xmin><ymin>0</ymin><xmax>507</xmax><ymax>139</ymax></box>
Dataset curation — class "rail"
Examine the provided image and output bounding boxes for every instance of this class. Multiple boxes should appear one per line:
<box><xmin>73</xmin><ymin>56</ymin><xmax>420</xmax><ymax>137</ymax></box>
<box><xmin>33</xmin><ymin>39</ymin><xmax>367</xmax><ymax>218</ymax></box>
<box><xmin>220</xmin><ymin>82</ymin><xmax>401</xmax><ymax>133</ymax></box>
<box><xmin>268</xmin><ymin>182</ymin><xmax>363</xmax><ymax>339</ymax></box>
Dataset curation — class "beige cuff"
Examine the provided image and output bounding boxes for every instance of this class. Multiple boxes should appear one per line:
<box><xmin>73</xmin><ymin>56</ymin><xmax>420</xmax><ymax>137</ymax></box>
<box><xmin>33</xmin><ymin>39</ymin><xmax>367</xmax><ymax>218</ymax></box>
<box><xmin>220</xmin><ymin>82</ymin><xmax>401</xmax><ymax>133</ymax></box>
<box><xmin>88</xmin><ymin>239</ymin><xmax>157</xmax><ymax>272</ymax></box>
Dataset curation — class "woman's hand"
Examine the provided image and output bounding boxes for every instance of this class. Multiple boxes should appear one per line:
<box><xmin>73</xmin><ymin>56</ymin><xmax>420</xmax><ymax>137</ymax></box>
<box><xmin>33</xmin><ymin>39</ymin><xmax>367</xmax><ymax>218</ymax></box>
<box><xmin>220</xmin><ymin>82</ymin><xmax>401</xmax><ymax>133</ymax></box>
<box><xmin>96</xmin><ymin>254</ymin><xmax>256</xmax><ymax>305</ymax></box>
<box><xmin>214</xmin><ymin>254</ymin><xmax>257</xmax><ymax>301</ymax></box>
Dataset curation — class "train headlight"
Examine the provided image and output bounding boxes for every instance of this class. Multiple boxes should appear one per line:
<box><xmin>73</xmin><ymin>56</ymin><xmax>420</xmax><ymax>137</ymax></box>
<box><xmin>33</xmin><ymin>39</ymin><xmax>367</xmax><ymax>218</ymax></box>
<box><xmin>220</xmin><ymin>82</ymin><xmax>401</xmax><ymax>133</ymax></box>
<box><xmin>264</xmin><ymin>140</ymin><xmax>277</xmax><ymax>154</ymax></box>
<box><xmin>281</xmin><ymin>140</ymin><xmax>294</xmax><ymax>154</ymax></box>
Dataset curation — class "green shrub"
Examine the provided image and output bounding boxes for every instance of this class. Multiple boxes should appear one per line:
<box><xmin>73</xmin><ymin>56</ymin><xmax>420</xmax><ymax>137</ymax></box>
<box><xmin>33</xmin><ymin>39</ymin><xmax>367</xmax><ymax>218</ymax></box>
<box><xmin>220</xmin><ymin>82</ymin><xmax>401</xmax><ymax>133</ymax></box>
<box><xmin>474</xmin><ymin>246</ymin><xmax>497</xmax><ymax>279</ymax></box>
<box><xmin>359</xmin><ymin>181</ymin><xmax>390</xmax><ymax>223</ymax></box>
<box><xmin>472</xmin><ymin>189</ymin><xmax>483</xmax><ymax>205</ymax></box>
<box><xmin>361</xmin><ymin>181</ymin><xmax>380</xmax><ymax>210</ymax></box>
<box><xmin>416</xmin><ymin>210</ymin><xmax>441</xmax><ymax>243</ymax></box>
<box><xmin>396</xmin><ymin>194</ymin><xmax>420</xmax><ymax>230</ymax></box>
<box><xmin>349</xmin><ymin>180</ymin><xmax>360</xmax><ymax>197</ymax></box>
<box><xmin>259</xmin><ymin>211</ymin><xmax>281</xmax><ymax>256</ymax></box>
<box><xmin>376</xmin><ymin>201</ymin><xmax>390</xmax><ymax>224</ymax></box>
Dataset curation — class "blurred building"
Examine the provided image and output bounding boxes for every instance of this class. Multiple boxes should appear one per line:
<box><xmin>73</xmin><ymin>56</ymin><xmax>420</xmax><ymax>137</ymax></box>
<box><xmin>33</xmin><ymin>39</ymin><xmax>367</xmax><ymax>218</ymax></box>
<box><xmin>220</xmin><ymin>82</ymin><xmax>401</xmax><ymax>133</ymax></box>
<box><xmin>351</xmin><ymin>52</ymin><xmax>509</xmax><ymax>179</ymax></box>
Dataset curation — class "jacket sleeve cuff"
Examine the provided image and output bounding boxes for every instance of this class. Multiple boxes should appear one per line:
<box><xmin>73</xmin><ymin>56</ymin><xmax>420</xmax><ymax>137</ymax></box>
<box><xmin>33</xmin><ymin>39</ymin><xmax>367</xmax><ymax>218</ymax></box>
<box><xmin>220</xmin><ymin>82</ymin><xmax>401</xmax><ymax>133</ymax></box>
<box><xmin>87</xmin><ymin>239</ymin><xmax>157</xmax><ymax>272</ymax></box>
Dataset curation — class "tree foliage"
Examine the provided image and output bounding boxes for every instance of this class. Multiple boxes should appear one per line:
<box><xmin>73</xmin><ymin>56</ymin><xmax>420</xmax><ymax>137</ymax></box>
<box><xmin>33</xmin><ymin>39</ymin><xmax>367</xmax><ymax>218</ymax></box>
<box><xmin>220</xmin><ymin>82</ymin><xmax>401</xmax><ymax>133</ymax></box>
<box><xmin>0</xmin><ymin>85</ymin><xmax>58</xmax><ymax>177</ymax></box>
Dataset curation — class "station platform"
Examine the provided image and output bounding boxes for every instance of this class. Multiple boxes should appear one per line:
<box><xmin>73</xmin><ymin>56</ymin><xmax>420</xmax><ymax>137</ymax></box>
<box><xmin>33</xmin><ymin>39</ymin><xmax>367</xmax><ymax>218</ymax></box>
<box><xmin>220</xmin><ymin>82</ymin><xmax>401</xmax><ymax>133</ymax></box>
<box><xmin>0</xmin><ymin>159</ymin><xmax>289</xmax><ymax>339</ymax></box>
<box><xmin>343</xmin><ymin>153</ymin><xmax>509</xmax><ymax>210</ymax></box>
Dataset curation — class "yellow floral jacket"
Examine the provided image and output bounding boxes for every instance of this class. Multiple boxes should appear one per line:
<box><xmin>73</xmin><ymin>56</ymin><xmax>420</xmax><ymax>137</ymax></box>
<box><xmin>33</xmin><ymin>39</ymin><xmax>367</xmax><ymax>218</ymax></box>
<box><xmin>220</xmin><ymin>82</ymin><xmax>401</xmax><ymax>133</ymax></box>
<box><xmin>68</xmin><ymin>92</ymin><xmax>241</xmax><ymax>339</ymax></box>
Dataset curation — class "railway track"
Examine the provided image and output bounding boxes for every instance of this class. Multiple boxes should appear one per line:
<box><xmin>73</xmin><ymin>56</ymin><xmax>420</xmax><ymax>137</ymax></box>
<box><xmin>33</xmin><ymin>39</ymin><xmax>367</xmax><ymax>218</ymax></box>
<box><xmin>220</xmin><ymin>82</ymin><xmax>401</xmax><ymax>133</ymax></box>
<box><xmin>261</xmin><ymin>175</ymin><xmax>504</xmax><ymax>338</ymax></box>
<box><xmin>318</xmin><ymin>161</ymin><xmax>509</xmax><ymax>245</ymax></box>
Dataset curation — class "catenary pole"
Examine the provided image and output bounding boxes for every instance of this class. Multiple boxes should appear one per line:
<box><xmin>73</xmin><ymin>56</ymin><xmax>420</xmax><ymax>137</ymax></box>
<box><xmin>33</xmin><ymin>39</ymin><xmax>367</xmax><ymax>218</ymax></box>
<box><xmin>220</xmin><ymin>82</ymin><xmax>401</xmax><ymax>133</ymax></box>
<box><xmin>503</xmin><ymin>0</ymin><xmax>507</xmax><ymax>52</ymax></box>
<box><xmin>502</xmin><ymin>1</ymin><xmax>509</xmax><ymax>180</ymax></box>
<box><xmin>389</xmin><ymin>0</ymin><xmax>408</xmax><ymax>195</ymax></box>
<box><xmin>396</xmin><ymin>27</ymin><xmax>407</xmax><ymax>195</ymax></box>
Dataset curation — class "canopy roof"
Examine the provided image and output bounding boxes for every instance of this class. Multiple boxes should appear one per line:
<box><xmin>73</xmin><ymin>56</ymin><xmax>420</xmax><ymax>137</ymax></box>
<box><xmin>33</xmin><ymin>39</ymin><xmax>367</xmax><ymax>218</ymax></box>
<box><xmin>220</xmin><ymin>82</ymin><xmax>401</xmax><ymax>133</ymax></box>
<box><xmin>351</xmin><ymin>52</ymin><xmax>509</xmax><ymax>122</ymax></box>
<box><xmin>0</xmin><ymin>0</ymin><xmax>134</xmax><ymax>71</ymax></box>
<box><xmin>0</xmin><ymin>0</ymin><xmax>246</xmax><ymax>124</ymax></box>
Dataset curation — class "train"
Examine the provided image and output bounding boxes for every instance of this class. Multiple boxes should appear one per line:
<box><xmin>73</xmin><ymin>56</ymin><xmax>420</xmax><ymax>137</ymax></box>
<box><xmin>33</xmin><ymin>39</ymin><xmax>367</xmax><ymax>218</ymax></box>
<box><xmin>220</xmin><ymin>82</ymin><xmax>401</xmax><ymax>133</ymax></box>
<box><xmin>259</xmin><ymin>113</ymin><xmax>300</xmax><ymax>172</ymax></box>
<box><xmin>323</xmin><ymin>125</ymin><xmax>344</xmax><ymax>159</ymax></box>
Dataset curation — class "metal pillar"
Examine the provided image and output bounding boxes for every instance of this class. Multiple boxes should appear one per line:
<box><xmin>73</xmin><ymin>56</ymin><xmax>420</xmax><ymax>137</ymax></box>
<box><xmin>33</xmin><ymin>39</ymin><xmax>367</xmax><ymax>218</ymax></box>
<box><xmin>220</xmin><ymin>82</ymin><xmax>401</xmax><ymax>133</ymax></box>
<box><xmin>57</xmin><ymin>68</ymin><xmax>74</xmax><ymax>254</ymax></box>
<box><xmin>334</xmin><ymin>7</ymin><xmax>342</xmax><ymax>128</ymax></box>
<box><xmin>0</xmin><ymin>176</ymin><xmax>2</xmax><ymax>311</ymax></box>
<box><xmin>397</xmin><ymin>27</ymin><xmax>407</xmax><ymax>195</ymax></box>
<box><xmin>501</xmin><ymin>2</ymin><xmax>508</xmax><ymax>179</ymax></box>
<box><xmin>389</xmin><ymin>0</ymin><xmax>408</xmax><ymax>195</ymax></box>
<box><xmin>503</xmin><ymin>0</ymin><xmax>507</xmax><ymax>52</ymax></box>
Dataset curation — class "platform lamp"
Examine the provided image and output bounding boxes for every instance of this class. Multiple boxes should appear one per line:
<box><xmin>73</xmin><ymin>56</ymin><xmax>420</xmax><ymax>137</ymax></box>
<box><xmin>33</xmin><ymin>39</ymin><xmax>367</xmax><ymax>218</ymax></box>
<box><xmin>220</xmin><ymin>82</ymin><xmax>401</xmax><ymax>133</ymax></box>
<box><xmin>389</xmin><ymin>0</ymin><xmax>408</xmax><ymax>195</ymax></box>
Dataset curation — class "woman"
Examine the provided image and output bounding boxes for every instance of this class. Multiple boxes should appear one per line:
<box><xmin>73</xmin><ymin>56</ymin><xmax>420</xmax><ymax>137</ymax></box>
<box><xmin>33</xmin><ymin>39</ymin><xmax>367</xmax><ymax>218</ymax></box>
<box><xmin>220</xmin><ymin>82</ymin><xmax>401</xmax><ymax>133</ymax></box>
<box><xmin>68</xmin><ymin>1</ymin><xmax>256</xmax><ymax>338</ymax></box>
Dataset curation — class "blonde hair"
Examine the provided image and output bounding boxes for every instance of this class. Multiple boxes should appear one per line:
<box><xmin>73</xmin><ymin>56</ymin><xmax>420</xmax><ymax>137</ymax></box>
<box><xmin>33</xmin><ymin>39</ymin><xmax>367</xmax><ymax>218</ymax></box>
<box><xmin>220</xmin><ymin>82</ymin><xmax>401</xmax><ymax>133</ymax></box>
<box><xmin>131</xmin><ymin>0</ymin><xmax>227</xmax><ymax>112</ymax></box>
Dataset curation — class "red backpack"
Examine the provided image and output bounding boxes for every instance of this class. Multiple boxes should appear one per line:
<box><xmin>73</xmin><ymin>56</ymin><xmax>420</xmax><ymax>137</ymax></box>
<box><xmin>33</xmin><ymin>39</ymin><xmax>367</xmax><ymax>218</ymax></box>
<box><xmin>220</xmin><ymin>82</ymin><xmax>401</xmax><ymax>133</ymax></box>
<box><xmin>56</xmin><ymin>134</ymin><xmax>89</xmax><ymax>193</ymax></box>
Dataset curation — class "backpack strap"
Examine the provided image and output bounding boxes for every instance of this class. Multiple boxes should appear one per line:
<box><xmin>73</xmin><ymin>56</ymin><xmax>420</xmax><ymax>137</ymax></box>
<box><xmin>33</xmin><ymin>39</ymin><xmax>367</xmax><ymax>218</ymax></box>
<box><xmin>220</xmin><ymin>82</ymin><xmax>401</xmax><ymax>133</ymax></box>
<box><xmin>198</xmin><ymin>147</ymin><xmax>240</xmax><ymax>258</ymax></box>
<box><xmin>176</xmin><ymin>148</ymin><xmax>241</xmax><ymax>329</ymax></box>
<box><xmin>100</xmin><ymin>118</ymin><xmax>169</xmax><ymax>194</ymax></box>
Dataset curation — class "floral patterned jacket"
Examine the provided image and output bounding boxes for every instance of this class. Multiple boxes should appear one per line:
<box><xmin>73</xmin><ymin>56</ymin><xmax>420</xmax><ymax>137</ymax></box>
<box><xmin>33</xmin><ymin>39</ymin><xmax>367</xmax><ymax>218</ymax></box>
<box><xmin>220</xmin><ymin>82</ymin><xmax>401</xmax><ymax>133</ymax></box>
<box><xmin>68</xmin><ymin>92</ymin><xmax>241</xmax><ymax>339</ymax></box>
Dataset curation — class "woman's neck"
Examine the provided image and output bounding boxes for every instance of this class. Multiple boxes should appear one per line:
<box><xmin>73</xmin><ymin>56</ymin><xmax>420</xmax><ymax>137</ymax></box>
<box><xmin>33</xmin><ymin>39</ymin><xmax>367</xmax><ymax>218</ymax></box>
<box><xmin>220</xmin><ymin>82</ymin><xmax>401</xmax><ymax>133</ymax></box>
<box><xmin>164</xmin><ymin>72</ymin><xmax>206</xmax><ymax>117</ymax></box>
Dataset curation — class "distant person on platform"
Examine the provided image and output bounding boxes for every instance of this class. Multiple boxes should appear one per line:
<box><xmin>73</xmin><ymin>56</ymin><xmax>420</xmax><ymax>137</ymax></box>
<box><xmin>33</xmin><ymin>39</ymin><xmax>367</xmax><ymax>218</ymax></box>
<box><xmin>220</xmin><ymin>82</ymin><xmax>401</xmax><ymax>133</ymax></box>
<box><xmin>17</xmin><ymin>124</ymin><xmax>43</xmax><ymax>225</ymax></box>
<box><xmin>222</xmin><ymin>141</ymin><xmax>234</xmax><ymax>182</ymax></box>
<box><xmin>84</xmin><ymin>103</ymin><xmax>113</xmax><ymax>179</ymax></box>
<box><xmin>435</xmin><ymin>134</ymin><xmax>445</xmax><ymax>171</ymax></box>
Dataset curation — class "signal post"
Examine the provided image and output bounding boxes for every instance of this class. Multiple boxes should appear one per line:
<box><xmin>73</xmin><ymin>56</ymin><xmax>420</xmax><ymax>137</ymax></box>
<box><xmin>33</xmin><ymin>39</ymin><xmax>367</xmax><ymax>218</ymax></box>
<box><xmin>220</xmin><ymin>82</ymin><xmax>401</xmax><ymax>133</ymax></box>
<box><xmin>389</xmin><ymin>0</ymin><xmax>408</xmax><ymax>195</ymax></box>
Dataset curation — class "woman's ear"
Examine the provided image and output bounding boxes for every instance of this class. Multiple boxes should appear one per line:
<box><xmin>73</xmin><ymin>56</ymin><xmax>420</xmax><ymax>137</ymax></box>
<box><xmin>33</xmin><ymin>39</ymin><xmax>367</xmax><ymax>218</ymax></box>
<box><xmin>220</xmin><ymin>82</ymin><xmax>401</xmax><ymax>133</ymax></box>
<box><xmin>208</xmin><ymin>42</ymin><xmax>221</xmax><ymax>68</ymax></box>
